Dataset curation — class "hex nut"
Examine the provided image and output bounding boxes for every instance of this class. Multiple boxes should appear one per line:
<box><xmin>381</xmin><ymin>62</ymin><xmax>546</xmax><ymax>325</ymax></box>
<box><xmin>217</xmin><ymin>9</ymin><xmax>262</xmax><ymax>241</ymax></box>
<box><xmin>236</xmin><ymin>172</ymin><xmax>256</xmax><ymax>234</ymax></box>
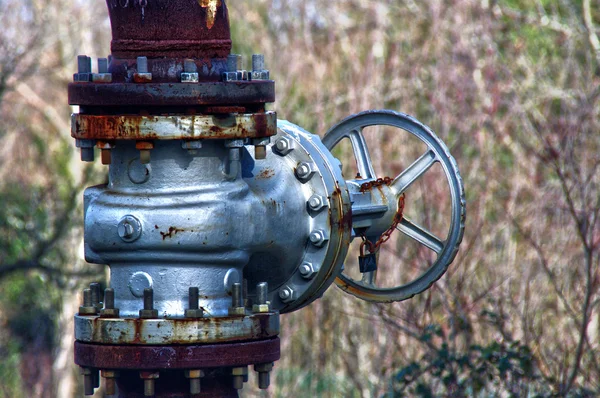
<box><xmin>231</xmin><ymin>367</ymin><xmax>248</xmax><ymax>376</ymax></box>
<box><xmin>184</xmin><ymin>370</ymin><xmax>205</xmax><ymax>379</ymax></box>
<box><xmin>299</xmin><ymin>262</ymin><xmax>317</xmax><ymax>279</ymax></box>
<box><xmin>139</xmin><ymin>309</ymin><xmax>159</xmax><ymax>319</ymax></box>
<box><xmin>273</xmin><ymin>137</ymin><xmax>294</xmax><ymax>155</ymax></box>
<box><xmin>278</xmin><ymin>286</ymin><xmax>294</xmax><ymax>303</ymax></box>
<box><xmin>307</xmin><ymin>194</ymin><xmax>327</xmax><ymax>211</ymax></box>
<box><xmin>295</xmin><ymin>161</ymin><xmax>315</xmax><ymax>181</ymax></box>
<box><xmin>100</xmin><ymin>308</ymin><xmax>120</xmax><ymax>318</ymax></box>
<box><xmin>309</xmin><ymin>229</ymin><xmax>329</xmax><ymax>247</ymax></box>
<box><xmin>181</xmin><ymin>72</ymin><xmax>199</xmax><ymax>83</ymax></box>
<box><xmin>184</xmin><ymin>308</ymin><xmax>204</xmax><ymax>318</ymax></box>
<box><xmin>252</xmin><ymin>304</ymin><xmax>270</xmax><ymax>313</ymax></box>
<box><xmin>250</xmin><ymin>70</ymin><xmax>270</xmax><ymax>81</ymax></box>
<box><xmin>228</xmin><ymin>307</ymin><xmax>246</xmax><ymax>316</ymax></box>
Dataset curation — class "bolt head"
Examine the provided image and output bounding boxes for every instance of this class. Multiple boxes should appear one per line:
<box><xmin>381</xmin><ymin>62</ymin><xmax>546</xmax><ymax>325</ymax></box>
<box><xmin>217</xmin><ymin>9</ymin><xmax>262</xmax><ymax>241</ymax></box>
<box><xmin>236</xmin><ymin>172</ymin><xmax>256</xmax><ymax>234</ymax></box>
<box><xmin>274</xmin><ymin>137</ymin><xmax>293</xmax><ymax>155</ymax></box>
<box><xmin>117</xmin><ymin>216</ymin><xmax>142</xmax><ymax>243</ymax></box>
<box><xmin>278</xmin><ymin>286</ymin><xmax>294</xmax><ymax>303</ymax></box>
<box><xmin>308</xmin><ymin>195</ymin><xmax>327</xmax><ymax>211</ymax></box>
<box><xmin>309</xmin><ymin>230</ymin><xmax>328</xmax><ymax>247</ymax></box>
<box><xmin>295</xmin><ymin>162</ymin><xmax>315</xmax><ymax>181</ymax></box>
<box><xmin>299</xmin><ymin>262</ymin><xmax>317</xmax><ymax>279</ymax></box>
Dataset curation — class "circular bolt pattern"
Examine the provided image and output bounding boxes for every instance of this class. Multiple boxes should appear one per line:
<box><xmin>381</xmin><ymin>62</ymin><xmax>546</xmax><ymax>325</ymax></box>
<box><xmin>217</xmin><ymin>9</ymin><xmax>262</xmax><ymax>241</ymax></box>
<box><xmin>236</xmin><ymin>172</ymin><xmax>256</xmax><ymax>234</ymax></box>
<box><xmin>309</xmin><ymin>229</ymin><xmax>328</xmax><ymax>247</ymax></box>
<box><xmin>117</xmin><ymin>215</ymin><xmax>142</xmax><ymax>242</ymax></box>
<box><xmin>278</xmin><ymin>286</ymin><xmax>294</xmax><ymax>303</ymax></box>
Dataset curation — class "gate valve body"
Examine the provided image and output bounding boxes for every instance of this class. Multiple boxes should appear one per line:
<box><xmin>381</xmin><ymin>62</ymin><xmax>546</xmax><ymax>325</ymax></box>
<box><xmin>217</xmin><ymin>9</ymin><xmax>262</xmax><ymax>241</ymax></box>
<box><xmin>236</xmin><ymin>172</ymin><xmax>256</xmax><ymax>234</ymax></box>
<box><xmin>70</xmin><ymin>1</ymin><xmax>465</xmax><ymax>396</ymax></box>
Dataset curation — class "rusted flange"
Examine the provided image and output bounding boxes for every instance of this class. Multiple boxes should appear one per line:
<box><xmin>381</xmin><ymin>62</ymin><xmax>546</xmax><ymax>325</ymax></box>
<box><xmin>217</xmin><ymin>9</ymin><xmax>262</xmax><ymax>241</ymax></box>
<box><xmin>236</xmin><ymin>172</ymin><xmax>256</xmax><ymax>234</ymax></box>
<box><xmin>74</xmin><ymin>312</ymin><xmax>280</xmax><ymax>345</ymax></box>
<box><xmin>68</xmin><ymin>81</ymin><xmax>275</xmax><ymax>107</ymax></box>
<box><xmin>75</xmin><ymin>337</ymin><xmax>280</xmax><ymax>369</ymax></box>
<box><xmin>72</xmin><ymin>112</ymin><xmax>277</xmax><ymax>141</ymax></box>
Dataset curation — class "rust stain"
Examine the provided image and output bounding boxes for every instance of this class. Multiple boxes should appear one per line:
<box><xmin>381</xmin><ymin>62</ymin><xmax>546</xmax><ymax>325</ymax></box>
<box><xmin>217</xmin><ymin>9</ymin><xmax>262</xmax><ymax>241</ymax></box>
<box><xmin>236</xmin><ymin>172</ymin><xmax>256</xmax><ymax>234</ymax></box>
<box><xmin>200</xmin><ymin>0</ymin><xmax>222</xmax><ymax>29</ymax></box>
<box><xmin>256</xmin><ymin>168</ymin><xmax>275</xmax><ymax>179</ymax></box>
<box><xmin>160</xmin><ymin>226</ymin><xmax>185</xmax><ymax>240</ymax></box>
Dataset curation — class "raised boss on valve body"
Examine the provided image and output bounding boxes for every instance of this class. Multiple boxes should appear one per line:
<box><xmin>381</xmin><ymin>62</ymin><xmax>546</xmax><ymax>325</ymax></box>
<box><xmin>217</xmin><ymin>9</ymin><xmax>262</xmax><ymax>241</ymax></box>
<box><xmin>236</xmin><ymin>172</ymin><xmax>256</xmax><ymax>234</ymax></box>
<box><xmin>70</xmin><ymin>1</ymin><xmax>465</xmax><ymax>397</ymax></box>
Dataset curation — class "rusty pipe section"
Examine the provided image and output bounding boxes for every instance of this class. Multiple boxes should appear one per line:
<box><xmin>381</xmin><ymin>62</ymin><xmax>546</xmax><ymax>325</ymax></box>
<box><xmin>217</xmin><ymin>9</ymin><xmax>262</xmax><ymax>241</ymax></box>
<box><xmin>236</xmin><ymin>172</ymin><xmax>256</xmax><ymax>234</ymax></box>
<box><xmin>105</xmin><ymin>0</ymin><xmax>231</xmax><ymax>82</ymax></box>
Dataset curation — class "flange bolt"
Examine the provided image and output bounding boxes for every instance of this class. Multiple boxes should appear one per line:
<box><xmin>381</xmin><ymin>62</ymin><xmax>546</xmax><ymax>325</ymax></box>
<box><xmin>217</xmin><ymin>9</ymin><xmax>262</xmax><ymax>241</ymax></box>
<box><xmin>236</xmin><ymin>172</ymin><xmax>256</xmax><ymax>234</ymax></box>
<box><xmin>79</xmin><ymin>288</ymin><xmax>97</xmax><ymax>316</ymax></box>
<box><xmin>185</xmin><ymin>287</ymin><xmax>203</xmax><ymax>318</ymax></box>
<box><xmin>299</xmin><ymin>262</ymin><xmax>317</xmax><ymax>279</ymax></box>
<box><xmin>253</xmin><ymin>282</ymin><xmax>270</xmax><ymax>313</ymax></box>
<box><xmin>307</xmin><ymin>194</ymin><xmax>326</xmax><ymax>211</ymax></box>
<box><xmin>309</xmin><ymin>229</ymin><xmax>329</xmax><ymax>247</ymax></box>
<box><xmin>295</xmin><ymin>161</ymin><xmax>315</xmax><ymax>181</ymax></box>
<box><xmin>228</xmin><ymin>283</ymin><xmax>245</xmax><ymax>316</ymax></box>
<box><xmin>254</xmin><ymin>363</ymin><xmax>274</xmax><ymax>389</ymax></box>
<box><xmin>139</xmin><ymin>288</ymin><xmax>159</xmax><ymax>319</ymax></box>
<box><xmin>279</xmin><ymin>286</ymin><xmax>294</xmax><ymax>303</ymax></box>
<box><xmin>185</xmin><ymin>370</ymin><xmax>204</xmax><ymax>395</ymax></box>
<box><xmin>274</xmin><ymin>137</ymin><xmax>293</xmax><ymax>155</ymax></box>
<box><xmin>100</xmin><ymin>288</ymin><xmax>120</xmax><ymax>318</ymax></box>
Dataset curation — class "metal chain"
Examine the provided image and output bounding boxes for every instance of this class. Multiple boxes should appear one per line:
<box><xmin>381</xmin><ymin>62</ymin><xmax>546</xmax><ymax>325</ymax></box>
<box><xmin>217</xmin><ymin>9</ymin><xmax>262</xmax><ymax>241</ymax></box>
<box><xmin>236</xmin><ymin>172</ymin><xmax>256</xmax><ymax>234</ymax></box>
<box><xmin>359</xmin><ymin>177</ymin><xmax>406</xmax><ymax>254</ymax></box>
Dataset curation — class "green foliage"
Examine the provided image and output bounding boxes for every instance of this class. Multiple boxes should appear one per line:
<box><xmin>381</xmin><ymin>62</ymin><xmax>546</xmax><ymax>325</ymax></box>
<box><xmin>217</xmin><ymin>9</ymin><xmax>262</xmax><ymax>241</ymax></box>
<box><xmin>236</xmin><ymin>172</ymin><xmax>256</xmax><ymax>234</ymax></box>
<box><xmin>385</xmin><ymin>321</ymin><xmax>544</xmax><ymax>397</ymax></box>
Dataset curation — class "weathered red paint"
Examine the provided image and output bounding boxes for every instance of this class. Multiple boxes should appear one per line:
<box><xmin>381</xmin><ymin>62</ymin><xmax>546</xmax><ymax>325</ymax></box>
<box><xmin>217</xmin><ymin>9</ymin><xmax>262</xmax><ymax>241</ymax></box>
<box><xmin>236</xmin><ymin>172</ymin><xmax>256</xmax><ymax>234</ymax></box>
<box><xmin>74</xmin><ymin>338</ymin><xmax>280</xmax><ymax>369</ymax></box>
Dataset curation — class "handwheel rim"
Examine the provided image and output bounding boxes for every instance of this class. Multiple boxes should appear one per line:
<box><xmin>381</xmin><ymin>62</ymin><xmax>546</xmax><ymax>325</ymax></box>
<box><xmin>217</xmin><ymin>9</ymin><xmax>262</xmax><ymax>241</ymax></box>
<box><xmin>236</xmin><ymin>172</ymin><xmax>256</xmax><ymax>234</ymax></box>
<box><xmin>323</xmin><ymin>110</ymin><xmax>466</xmax><ymax>302</ymax></box>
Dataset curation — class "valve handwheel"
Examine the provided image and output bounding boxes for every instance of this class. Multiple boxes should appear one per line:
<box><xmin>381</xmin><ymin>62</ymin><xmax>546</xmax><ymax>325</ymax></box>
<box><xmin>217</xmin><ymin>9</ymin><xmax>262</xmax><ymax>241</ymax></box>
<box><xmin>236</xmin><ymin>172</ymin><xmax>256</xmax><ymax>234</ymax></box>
<box><xmin>322</xmin><ymin>110</ymin><xmax>466</xmax><ymax>302</ymax></box>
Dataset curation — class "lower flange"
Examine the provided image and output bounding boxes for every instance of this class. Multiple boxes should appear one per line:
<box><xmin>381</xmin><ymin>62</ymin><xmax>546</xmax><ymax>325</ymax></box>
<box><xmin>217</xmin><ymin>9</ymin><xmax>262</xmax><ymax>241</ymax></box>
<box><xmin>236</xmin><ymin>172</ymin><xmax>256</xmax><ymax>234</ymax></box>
<box><xmin>74</xmin><ymin>337</ymin><xmax>280</xmax><ymax>369</ymax></box>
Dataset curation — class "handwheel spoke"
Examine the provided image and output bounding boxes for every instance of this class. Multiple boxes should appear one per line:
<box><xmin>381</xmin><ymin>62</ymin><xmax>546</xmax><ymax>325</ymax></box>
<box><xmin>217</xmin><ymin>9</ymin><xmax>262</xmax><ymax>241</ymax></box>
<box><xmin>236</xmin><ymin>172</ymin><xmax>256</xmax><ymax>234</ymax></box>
<box><xmin>390</xmin><ymin>150</ymin><xmax>437</xmax><ymax>195</ymax></box>
<box><xmin>397</xmin><ymin>217</ymin><xmax>444</xmax><ymax>254</ymax></box>
<box><xmin>349</xmin><ymin>127</ymin><xmax>376</xmax><ymax>180</ymax></box>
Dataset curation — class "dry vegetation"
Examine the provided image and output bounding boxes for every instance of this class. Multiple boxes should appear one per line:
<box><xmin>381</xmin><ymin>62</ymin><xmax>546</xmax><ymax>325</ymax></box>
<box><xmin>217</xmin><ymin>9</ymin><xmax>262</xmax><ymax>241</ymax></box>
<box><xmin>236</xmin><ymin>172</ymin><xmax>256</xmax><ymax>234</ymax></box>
<box><xmin>0</xmin><ymin>0</ymin><xmax>599</xmax><ymax>397</ymax></box>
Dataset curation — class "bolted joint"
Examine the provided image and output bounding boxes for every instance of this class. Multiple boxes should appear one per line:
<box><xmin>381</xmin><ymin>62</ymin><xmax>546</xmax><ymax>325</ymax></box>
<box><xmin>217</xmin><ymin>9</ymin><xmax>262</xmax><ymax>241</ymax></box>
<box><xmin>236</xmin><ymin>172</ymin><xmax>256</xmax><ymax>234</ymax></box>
<box><xmin>295</xmin><ymin>161</ymin><xmax>316</xmax><ymax>182</ymax></box>
<box><xmin>299</xmin><ymin>262</ymin><xmax>317</xmax><ymax>279</ymax></box>
<box><xmin>185</xmin><ymin>287</ymin><xmax>204</xmax><ymax>318</ymax></box>
<box><xmin>140</xmin><ymin>372</ymin><xmax>159</xmax><ymax>397</ymax></box>
<box><xmin>100</xmin><ymin>288</ymin><xmax>120</xmax><ymax>318</ymax></box>
<box><xmin>80</xmin><ymin>367</ymin><xmax>94</xmax><ymax>396</ymax></box>
<box><xmin>184</xmin><ymin>369</ymin><xmax>204</xmax><ymax>395</ymax></box>
<box><xmin>181</xmin><ymin>59</ymin><xmax>199</xmax><ymax>83</ymax></box>
<box><xmin>228</xmin><ymin>282</ymin><xmax>246</xmax><ymax>316</ymax></box>
<box><xmin>79</xmin><ymin>288</ymin><xmax>97</xmax><ymax>316</ymax></box>
<box><xmin>254</xmin><ymin>362</ymin><xmax>274</xmax><ymax>390</ymax></box>
<box><xmin>253</xmin><ymin>137</ymin><xmax>270</xmax><ymax>160</ymax></box>
<box><xmin>92</xmin><ymin>57</ymin><xmax>112</xmax><ymax>83</ymax></box>
<box><xmin>96</xmin><ymin>141</ymin><xmax>114</xmax><ymax>165</ymax></box>
<box><xmin>309</xmin><ymin>229</ymin><xmax>329</xmax><ymax>247</ymax></box>
<box><xmin>253</xmin><ymin>282</ymin><xmax>270</xmax><ymax>313</ymax></box>
<box><xmin>307</xmin><ymin>194</ymin><xmax>327</xmax><ymax>212</ymax></box>
<box><xmin>117</xmin><ymin>215</ymin><xmax>142</xmax><ymax>243</ymax></box>
<box><xmin>273</xmin><ymin>137</ymin><xmax>294</xmax><ymax>156</ymax></box>
<box><xmin>101</xmin><ymin>370</ymin><xmax>119</xmax><ymax>396</ymax></box>
<box><xmin>76</xmin><ymin>139</ymin><xmax>96</xmax><ymax>162</ymax></box>
<box><xmin>231</xmin><ymin>366</ymin><xmax>248</xmax><ymax>390</ymax></box>
<box><xmin>278</xmin><ymin>286</ymin><xmax>295</xmax><ymax>303</ymax></box>
<box><xmin>74</xmin><ymin>55</ymin><xmax>92</xmax><ymax>82</ymax></box>
<box><xmin>139</xmin><ymin>288</ymin><xmax>159</xmax><ymax>319</ymax></box>
<box><xmin>133</xmin><ymin>56</ymin><xmax>153</xmax><ymax>83</ymax></box>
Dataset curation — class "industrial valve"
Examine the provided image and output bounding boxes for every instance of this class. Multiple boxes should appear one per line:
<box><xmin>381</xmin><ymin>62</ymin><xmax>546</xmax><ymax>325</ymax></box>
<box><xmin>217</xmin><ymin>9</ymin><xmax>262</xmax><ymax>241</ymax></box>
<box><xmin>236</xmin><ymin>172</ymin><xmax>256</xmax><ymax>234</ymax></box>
<box><xmin>70</xmin><ymin>1</ymin><xmax>465</xmax><ymax>397</ymax></box>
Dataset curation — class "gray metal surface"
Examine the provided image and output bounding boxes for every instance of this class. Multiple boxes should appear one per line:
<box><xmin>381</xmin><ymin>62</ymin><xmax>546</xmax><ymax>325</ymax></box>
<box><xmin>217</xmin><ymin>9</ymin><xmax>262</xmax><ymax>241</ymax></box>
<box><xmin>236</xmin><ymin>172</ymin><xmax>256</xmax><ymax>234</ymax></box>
<box><xmin>83</xmin><ymin>120</ymin><xmax>351</xmax><ymax>317</ymax></box>
<box><xmin>322</xmin><ymin>110</ymin><xmax>466</xmax><ymax>302</ymax></box>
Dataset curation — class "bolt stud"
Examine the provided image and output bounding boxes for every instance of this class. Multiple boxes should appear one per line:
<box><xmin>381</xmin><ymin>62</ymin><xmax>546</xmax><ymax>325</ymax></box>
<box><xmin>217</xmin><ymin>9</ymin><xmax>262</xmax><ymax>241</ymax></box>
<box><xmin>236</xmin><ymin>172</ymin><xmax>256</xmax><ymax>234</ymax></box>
<box><xmin>81</xmin><ymin>367</ymin><xmax>94</xmax><ymax>395</ymax></box>
<box><xmin>139</xmin><ymin>288</ymin><xmax>159</xmax><ymax>319</ymax></box>
<box><xmin>185</xmin><ymin>287</ymin><xmax>203</xmax><ymax>318</ymax></box>
<box><xmin>253</xmin><ymin>282</ymin><xmax>270</xmax><ymax>313</ymax></box>
<box><xmin>185</xmin><ymin>370</ymin><xmax>204</xmax><ymax>395</ymax></box>
<box><xmin>79</xmin><ymin>288</ymin><xmax>97</xmax><ymax>315</ymax></box>
<box><xmin>101</xmin><ymin>288</ymin><xmax>120</xmax><ymax>318</ymax></box>
<box><xmin>232</xmin><ymin>366</ymin><xmax>248</xmax><ymax>390</ymax></box>
<box><xmin>228</xmin><ymin>283</ymin><xmax>245</xmax><ymax>316</ymax></box>
<box><xmin>254</xmin><ymin>363</ymin><xmax>274</xmax><ymax>390</ymax></box>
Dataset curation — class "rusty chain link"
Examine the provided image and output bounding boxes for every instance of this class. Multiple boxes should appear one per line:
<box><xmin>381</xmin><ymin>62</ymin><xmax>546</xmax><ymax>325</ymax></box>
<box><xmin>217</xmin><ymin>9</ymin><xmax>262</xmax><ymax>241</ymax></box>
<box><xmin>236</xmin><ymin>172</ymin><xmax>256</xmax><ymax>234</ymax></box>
<box><xmin>359</xmin><ymin>177</ymin><xmax>406</xmax><ymax>255</ymax></box>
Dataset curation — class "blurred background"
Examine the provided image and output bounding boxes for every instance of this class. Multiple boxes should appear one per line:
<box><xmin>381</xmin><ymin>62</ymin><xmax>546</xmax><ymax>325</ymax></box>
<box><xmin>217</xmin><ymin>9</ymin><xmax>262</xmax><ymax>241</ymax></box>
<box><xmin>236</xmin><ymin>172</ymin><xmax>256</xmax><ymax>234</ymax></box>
<box><xmin>0</xmin><ymin>0</ymin><xmax>599</xmax><ymax>396</ymax></box>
